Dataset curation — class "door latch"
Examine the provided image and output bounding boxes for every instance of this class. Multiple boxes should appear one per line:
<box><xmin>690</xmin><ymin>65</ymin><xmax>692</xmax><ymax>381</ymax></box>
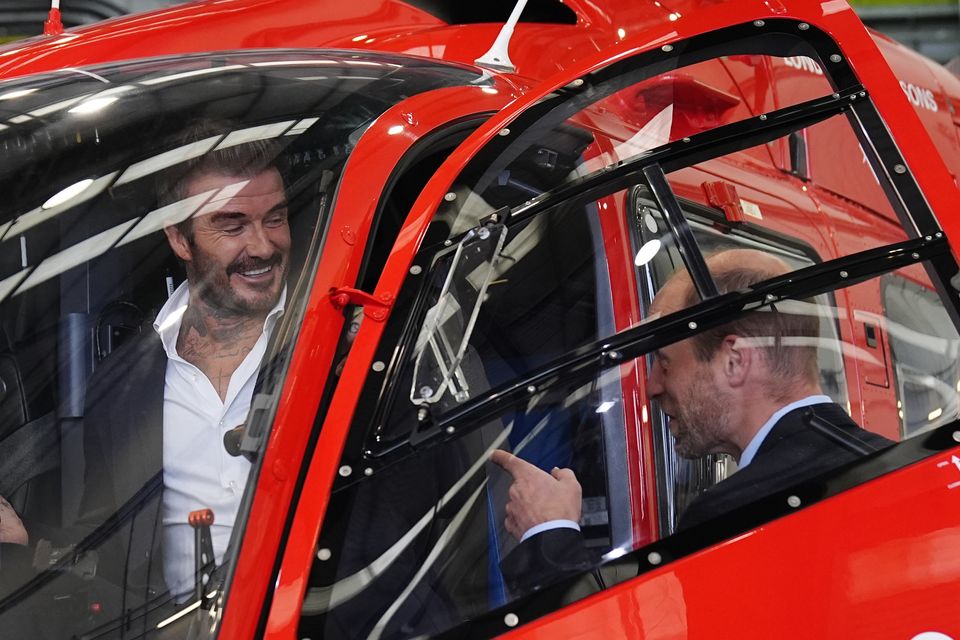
<box><xmin>330</xmin><ymin>287</ymin><xmax>394</xmax><ymax>322</ymax></box>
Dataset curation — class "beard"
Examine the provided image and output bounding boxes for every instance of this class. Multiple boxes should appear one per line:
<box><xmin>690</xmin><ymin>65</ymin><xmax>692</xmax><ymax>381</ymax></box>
<box><xmin>669</xmin><ymin>374</ymin><xmax>733</xmax><ymax>459</ymax></box>
<box><xmin>189</xmin><ymin>248</ymin><xmax>286</xmax><ymax>318</ymax></box>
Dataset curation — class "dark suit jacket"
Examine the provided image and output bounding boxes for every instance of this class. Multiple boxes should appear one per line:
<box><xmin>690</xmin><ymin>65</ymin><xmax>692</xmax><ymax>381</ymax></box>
<box><xmin>79</xmin><ymin>330</ymin><xmax>169</xmax><ymax>602</ymax></box>
<box><xmin>501</xmin><ymin>402</ymin><xmax>893</xmax><ymax>593</ymax></box>
<box><xmin>677</xmin><ymin>402</ymin><xmax>893</xmax><ymax>529</ymax></box>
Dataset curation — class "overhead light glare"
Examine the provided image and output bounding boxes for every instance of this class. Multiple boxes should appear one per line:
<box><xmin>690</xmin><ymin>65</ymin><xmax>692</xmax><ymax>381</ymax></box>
<box><xmin>42</xmin><ymin>178</ymin><xmax>95</xmax><ymax>209</ymax></box>
<box><xmin>634</xmin><ymin>238</ymin><xmax>662</xmax><ymax>266</ymax></box>
<box><xmin>0</xmin><ymin>88</ymin><xmax>37</xmax><ymax>101</ymax></box>
<box><xmin>68</xmin><ymin>96</ymin><xmax>119</xmax><ymax>114</ymax></box>
<box><xmin>595</xmin><ymin>401</ymin><xmax>616</xmax><ymax>414</ymax></box>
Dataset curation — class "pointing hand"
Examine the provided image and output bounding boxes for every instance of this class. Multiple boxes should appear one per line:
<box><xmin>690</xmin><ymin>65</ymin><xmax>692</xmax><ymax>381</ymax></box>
<box><xmin>490</xmin><ymin>450</ymin><xmax>581</xmax><ymax>540</ymax></box>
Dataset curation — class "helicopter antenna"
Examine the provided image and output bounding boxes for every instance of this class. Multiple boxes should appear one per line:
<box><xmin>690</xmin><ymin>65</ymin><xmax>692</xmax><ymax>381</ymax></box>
<box><xmin>44</xmin><ymin>0</ymin><xmax>64</xmax><ymax>36</ymax></box>
<box><xmin>474</xmin><ymin>0</ymin><xmax>529</xmax><ymax>73</ymax></box>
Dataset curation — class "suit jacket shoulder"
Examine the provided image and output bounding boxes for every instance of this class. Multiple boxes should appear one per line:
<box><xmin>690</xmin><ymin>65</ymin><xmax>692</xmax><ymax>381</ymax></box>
<box><xmin>678</xmin><ymin>403</ymin><xmax>894</xmax><ymax>530</ymax></box>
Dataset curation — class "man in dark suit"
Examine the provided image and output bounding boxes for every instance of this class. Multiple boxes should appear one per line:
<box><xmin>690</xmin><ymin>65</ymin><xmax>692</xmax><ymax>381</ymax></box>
<box><xmin>491</xmin><ymin>248</ymin><xmax>892</xmax><ymax>590</ymax></box>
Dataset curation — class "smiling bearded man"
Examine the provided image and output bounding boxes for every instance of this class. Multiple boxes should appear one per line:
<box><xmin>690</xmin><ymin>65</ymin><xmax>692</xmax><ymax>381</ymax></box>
<box><xmin>75</xmin><ymin>122</ymin><xmax>292</xmax><ymax>604</ymax></box>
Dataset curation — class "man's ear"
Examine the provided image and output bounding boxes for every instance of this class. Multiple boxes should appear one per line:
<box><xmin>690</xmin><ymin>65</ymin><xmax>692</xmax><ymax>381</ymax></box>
<box><xmin>163</xmin><ymin>224</ymin><xmax>192</xmax><ymax>263</ymax></box>
<box><xmin>720</xmin><ymin>334</ymin><xmax>752</xmax><ymax>387</ymax></box>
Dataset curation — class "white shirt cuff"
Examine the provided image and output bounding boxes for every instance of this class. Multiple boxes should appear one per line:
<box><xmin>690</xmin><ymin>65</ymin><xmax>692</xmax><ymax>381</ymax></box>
<box><xmin>519</xmin><ymin>519</ymin><xmax>581</xmax><ymax>543</ymax></box>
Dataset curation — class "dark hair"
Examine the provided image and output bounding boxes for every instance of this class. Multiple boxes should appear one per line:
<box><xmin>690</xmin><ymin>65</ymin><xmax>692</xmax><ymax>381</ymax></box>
<box><xmin>683</xmin><ymin>258</ymin><xmax>820</xmax><ymax>394</ymax></box>
<box><xmin>156</xmin><ymin>120</ymin><xmax>287</xmax><ymax>237</ymax></box>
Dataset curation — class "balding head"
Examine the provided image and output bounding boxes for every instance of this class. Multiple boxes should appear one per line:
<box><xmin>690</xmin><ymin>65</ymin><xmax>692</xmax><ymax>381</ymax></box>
<box><xmin>654</xmin><ymin>248</ymin><xmax>821</xmax><ymax>401</ymax></box>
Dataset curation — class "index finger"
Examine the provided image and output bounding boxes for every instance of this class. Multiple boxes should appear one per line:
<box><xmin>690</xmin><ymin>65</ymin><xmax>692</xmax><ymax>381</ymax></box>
<box><xmin>490</xmin><ymin>449</ymin><xmax>530</xmax><ymax>476</ymax></box>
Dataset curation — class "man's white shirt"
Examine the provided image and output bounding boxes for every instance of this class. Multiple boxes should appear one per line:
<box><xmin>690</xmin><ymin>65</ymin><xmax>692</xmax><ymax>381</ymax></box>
<box><xmin>154</xmin><ymin>282</ymin><xmax>285</xmax><ymax>599</ymax></box>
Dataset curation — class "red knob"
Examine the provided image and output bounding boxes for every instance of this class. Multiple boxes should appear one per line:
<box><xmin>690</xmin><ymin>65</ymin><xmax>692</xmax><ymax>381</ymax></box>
<box><xmin>188</xmin><ymin>509</ymin><xmax>215</xmax><ymax>528</ymax></box>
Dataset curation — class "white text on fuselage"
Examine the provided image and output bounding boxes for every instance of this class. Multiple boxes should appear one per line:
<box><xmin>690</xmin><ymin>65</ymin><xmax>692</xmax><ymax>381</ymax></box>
<box><xmin>781</xmin><ymin>57</ymin><xmax>939</xmax><ymax>113</ymax></box>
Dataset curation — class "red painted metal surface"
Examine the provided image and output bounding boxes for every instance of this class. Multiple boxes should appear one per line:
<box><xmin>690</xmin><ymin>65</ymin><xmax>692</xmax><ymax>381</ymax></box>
<box><xmin>262</xmin><ymin>1</ymin><xmax>960</xmax><ymax>636</ymax></box>
<box><xmin>503</xmin><ymin>450</ymin><xmax>960</xmax><ymax>638</ymax></box>
<box><xmin>247</xmin><ymin>84</ymin><xmax>516</xmax><ymax>639</ymax></box>
<box><xmin>3</xmin><ymin>0</ymin><xmax>959</xmax><ymax>636</ymax></box>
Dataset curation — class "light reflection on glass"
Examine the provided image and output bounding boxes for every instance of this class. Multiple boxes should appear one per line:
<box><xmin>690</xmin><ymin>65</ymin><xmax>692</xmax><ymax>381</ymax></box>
<box><xmin>42</xmin><ymin>178</ymin><xmax>95</xmax><ymax>209</ymax></box>
<box><xmin>0</xmin><ymin>88</ymin><xmax>37</xmax><ymax>101</ymax></box>
<box><xmin>635</xmin><ymin>238</ymin><xmax>662</xmax><ymax>266</ymax></box>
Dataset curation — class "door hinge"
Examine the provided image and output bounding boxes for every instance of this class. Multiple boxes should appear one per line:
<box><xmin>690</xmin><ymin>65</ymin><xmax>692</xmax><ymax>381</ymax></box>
<box><xmin>329</xmin><ymin>287</ymin><xmax>394</xmax><ymax>322</ymax></box>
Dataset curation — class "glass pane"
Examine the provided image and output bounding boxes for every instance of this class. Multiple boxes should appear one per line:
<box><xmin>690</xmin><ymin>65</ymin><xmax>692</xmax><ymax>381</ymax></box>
<box><xmin>307</xmin><ymin>259</ymin><xmax>956</xmax><ymax>638</ymax></box>
<box><xmin>374</xmin><ymin>193</ymin><xmax>623</xmax><ymax>449</ymax></box>
<box><xmin>411</xmin><ymin>224</ymin><xmax>509</xmax><ymax>411</ymax></box>
<box><xmin>437</xmin><ymin>47</ymin><xmax>839</xmax><ymax>238</ymax></box>
<box><xmin>882</xmin><ymin>270</ymin><xmax>960</xmax><ymax>437</ymax></box>
<box><xmin>0</xmin><ymin>50</ymin><xmax>481</xmax><ymax>638</ymax></box>
<box><xmin>631</xmin><ymin>192</ymin><xmax>851</xmax><ymax>529</ymax></box>
<box><xmin>304</xmin><ymin>365</ymin><xmax>632</xmax><ymax>640</ymax></box>
<box><xmin>312</xmin><ymin>26</ymin><xmax>957</xmax><ymax>638</ymax></box>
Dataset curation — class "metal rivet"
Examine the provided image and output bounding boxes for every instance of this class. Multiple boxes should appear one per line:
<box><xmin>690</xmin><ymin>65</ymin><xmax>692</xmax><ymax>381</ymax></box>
<box><xmin>912</xmin><ymin>253</ymin><xmax>920</xmax><ymax>260</ymax></box>
<box><xmin>444</xmin><ymin>192</ymin><xmax>457</xmax><ymax>202</ymax></box>
<box><xmin>364</xmin><ymin>467</ymin><xmax>374</xmax><ymax>477</ymax></box>
<box><xmin>830</xmin><ymin>54</ymin><xmax>842</xmax><ymax>63</ymax></box>
<box><xmin>765</xmin><ymin>294</ymin><xmax>776</xmax><ymax>302</ymax></box>
<box><xmin>477</xmin><ymin>226</ymin><xmax>491</xmax><ymax>240</ymax></box>
<box><xmin>339</xmin><ymin>465</ymin><xmax>352</xmax><ymax>477</ymax></box>
<box><xmin>682</xmin><ymin>137</ymin><xmax>691</xmax><ymax>143</ymax></box>
<box><xmin>832</xmin><ymin>92</ymin><xmax>840</xmax><ymax>99</ymax></box>
<box><xmin>527</xmin><ymin>384</ymin><xmax>537</xmax><ymax>394</ymax></box>
<box><xmin>607</xmin><ymin>350</ymin><xmax>623</xmax><ymax>361</ymax></box>
<box><xmin>446</xmin><ymin>425</ymin><xmax>456</xmax><ymax>434</ymax></box>
<box><xmin>894</xmin><ymin>164</ymin><xmax>907</xmax><ymax>174</ymax></box>
<box><xmin>420</xmin><ymin>386</ymin><xmax>434</xmax><ymax>398</ymax></box>
<box><xmin>498</xmin><ymin>128</ymin><xmax>511</xmax><ymax>137</ymax></box>
<box><xmin>936</xmin><ymin>232</ymin><xmax>943</xmax><ymax>238</ymax></box>
<box><xmin>661</xmin><ymin>44</ymin><xmax>674</xmax><ymax>52</ymax></box>
<box><xmin>317</xmin><ymin>548</ymin><xmax>332</xmax><ymax>561</ymax></box>
<box><xmin>839</xmin><ymin>270</ymin><xmax>848</xmax><ymax>278</ymax></box>
<box><xmin>566</xmin><ymin>78</ymin><xmax>584</xmax><ymax>88</ymax></box>
<box><xmin>798</xmin><ymin>22</ymin><xmax>810</xmax><ymax>30</ymax></box>
<box><xmin>759</xmin><ymin>114</ymin><xmax>767</xmax><ymax>121</ymax></box>
<box><xmin>409</xmin><ymin>265</ymin><xmax>422</xmax><ymax>275</ymax></box>
<box><xmin>925</xmin><ymin>236</ymin><xmax>932</xmax><ymax>241</ymax></box>
<box><xmin>688</xmin><ymin>321</ymin><xmax>698</xmax><ymax>330</ymax></box>
<box><xmin>787</xmin><ymin>495</ymin><xmax>801</xmax><ymax>508</ymax></box>
<box><xmin>647</xmin><ymin>551</ymin><xmax>662</xmax><ymax>565</ymax></box>
<box><xmin>753</xmin><ymin>19</ymin><xmax>765</xmax><ymax>26</ymax></box>
<box><xmin>504</xmin><ymin>613</ymin><xmax>520</xmax><ymax>628</ymax></box>
<box><xmin>952</xmin><ymin>431</ymin><xmax>960</xmax><ymax>443</ymax></box>
<box><xmin>444</xmin><ymin>239</ymin><xmax>453</xmax><ymax>246</ymax></box>
<box><xmin>372</xmin><ymin>361</ymin><xmax>385</xmax><ymax>372</ymax></box>
<box><xmin>859</xmin><ymin>91</ymin><xmax>866</xmax><ymax>97</ymax></box>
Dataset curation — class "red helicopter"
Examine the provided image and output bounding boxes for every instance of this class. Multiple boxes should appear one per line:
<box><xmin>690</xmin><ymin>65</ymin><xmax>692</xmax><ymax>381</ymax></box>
<box><xmin>0</xmin><ymin>0</ymin><xmax>958</xmax><ymax>638</ymax></box>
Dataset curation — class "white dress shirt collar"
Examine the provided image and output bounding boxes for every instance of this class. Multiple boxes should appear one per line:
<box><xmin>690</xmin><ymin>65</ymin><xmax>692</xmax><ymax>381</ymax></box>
<box><xmin>738</xmin><ymin>394</ymin><xmax>834</xmax><ymax>468</ymax></box>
